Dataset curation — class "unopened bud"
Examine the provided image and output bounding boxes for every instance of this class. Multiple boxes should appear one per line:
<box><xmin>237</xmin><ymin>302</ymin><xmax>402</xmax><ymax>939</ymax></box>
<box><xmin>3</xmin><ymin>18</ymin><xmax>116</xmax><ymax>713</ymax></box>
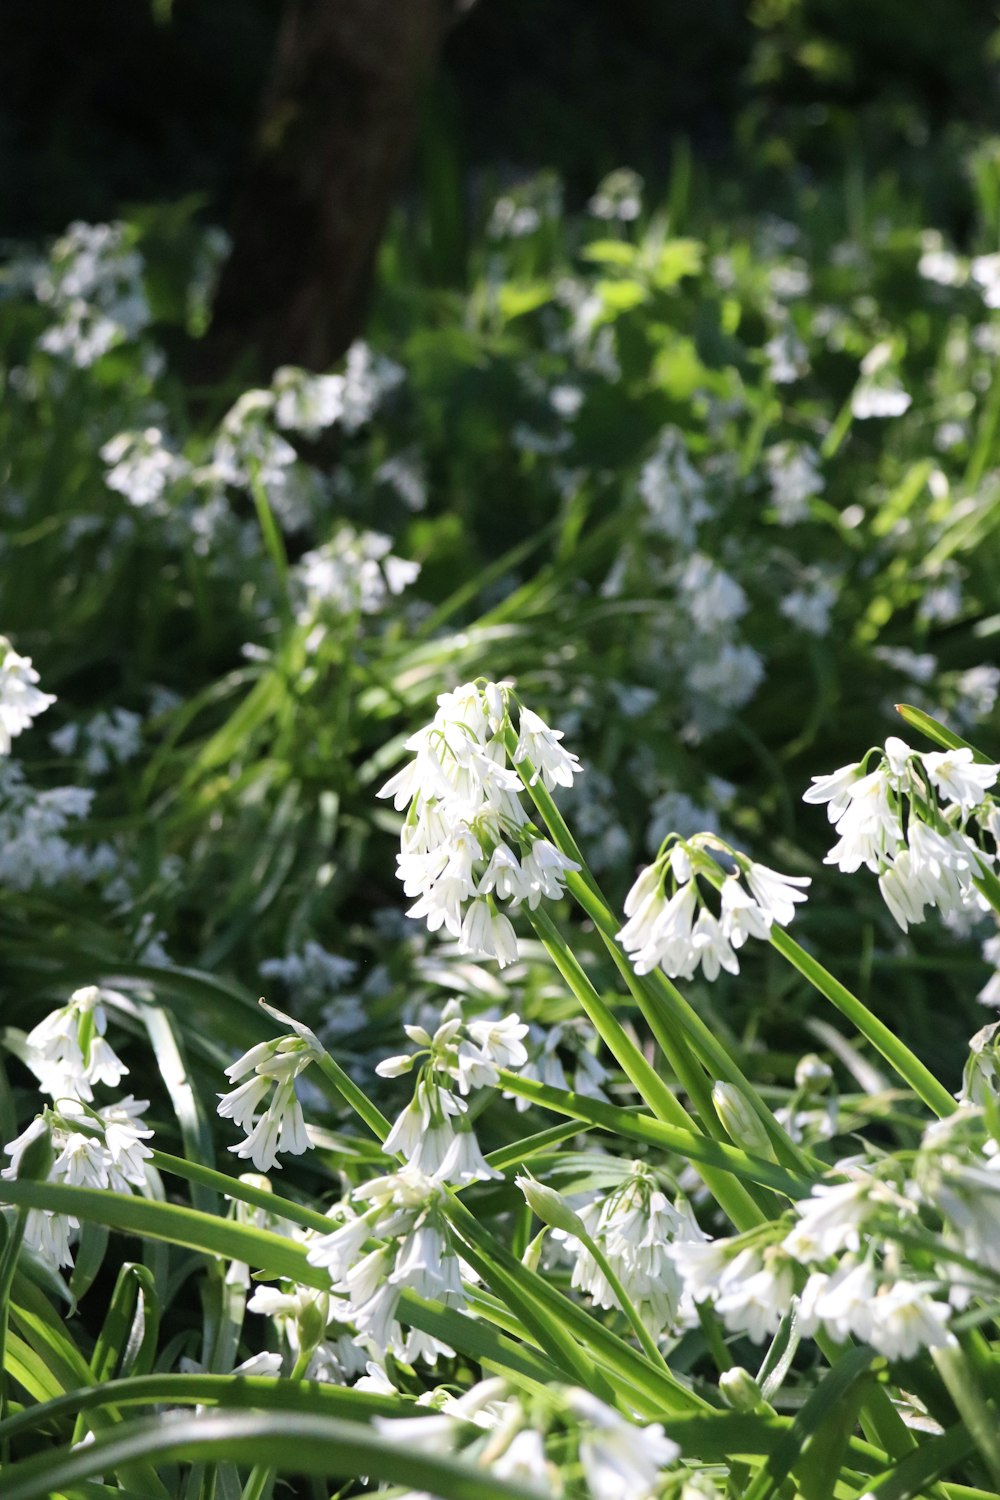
<box><xmin>712</xmin><ymin>1083</ymin><xmax>774</xmax><ymax>1159</ymax></box>
<box><xmin>17</xmin><ymin>1121</ymin><xmax>54</xmax><ymax>1182</ymax></box>
<box><xmin>297</xmin><ymin>1291</ymin><xmax>329</xmax><ymax>1357</ymax></box>
<box><xmin>515</xmin><ymin>1173</ymin><xmax>585</xmax><ymax>1237</ymax></box>
<box><xmin>521</xmin><ymin>1228</ymin><xmax>546</xmax><ymax>1272</ymax></box>
<box><xmin>795</xmin><ymin>1053</ymin><xmax>833</xmax><ymax>1091</ymax></box>
<box><xmin>719</xmin><ymin>1366</ymin><xmax>765</xmax><ymax>1412</ymax></box>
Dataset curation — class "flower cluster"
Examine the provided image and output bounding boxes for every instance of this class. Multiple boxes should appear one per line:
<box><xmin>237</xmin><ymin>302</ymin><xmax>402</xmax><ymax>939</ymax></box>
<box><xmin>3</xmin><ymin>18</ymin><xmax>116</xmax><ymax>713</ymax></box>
<box><xmin>19</xmin><ymin>984</ymin><xmax>128</xmax><ymax>1102</ymax></box>
<box><xmin>670</xmin><ymin>1120</ymin><xmax>1000</xmax><ymax>1362</ymax></box>
<box><xmin>34</xmin><ymin>221</ymin><xmax>151</xmax><ymax>367</ymax></box>
<box><xmin>552</xmin><ymin>1163</ymin><xmax>705</xmax><ymax>1338</ymax></box>
<box><xmin>617</xmin><ymin>833</ymin><xmax>810</xmax><ymax>981</ymax></box>
<box><xmin>217</xmin><ymin>1003</ymin><xmax>323</xmax><ymax>1173</ymax></box>
<box><xmin>805</xmin><ymin>735</ymin><xmax>999</xmax><ymax>930</ymax></box>
<box><xmin>2</xmin><ymin>1099</ymin><xmax>153</xmax><ymax>1268</ymax></box>
<box><xmin>3</xmin><ymin>984</ymin><xmax>153</xmax><ymax>1270</ymax></box>
<box><xmin>293</xmin><ymin>527</ymin><xmax>420</xmax><ymax>621</ymax></box>
<box><xmin>379</xmin><ymin>681</ymin><xmax>582</xmax><ymax>967</ymax></box>
<box><xmin>376</xmin><ymin>1003</ymin><xmax>527</xmax><ymax>1183</ymax></box>
<box><xmin>306</xmin><ymin>1164</ymin><xmax>465</xmax><ymax>1366</ymax></box>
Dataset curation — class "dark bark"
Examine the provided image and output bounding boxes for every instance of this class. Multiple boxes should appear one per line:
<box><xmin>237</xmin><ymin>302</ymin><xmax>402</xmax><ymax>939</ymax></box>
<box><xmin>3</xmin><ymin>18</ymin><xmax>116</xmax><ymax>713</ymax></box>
<box><xmin>201</xmin><ymin>0</ymin><xmax>447</xmax><ymax>380</ymax></box>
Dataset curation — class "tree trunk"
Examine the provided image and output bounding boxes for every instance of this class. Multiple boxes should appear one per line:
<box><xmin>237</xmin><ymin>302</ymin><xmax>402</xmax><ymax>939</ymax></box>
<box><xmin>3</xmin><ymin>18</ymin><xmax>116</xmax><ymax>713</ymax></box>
<box><xmin>202</xmin><ymin>0</ymin><xmax>446</xmax><ymax>380</ymax></box>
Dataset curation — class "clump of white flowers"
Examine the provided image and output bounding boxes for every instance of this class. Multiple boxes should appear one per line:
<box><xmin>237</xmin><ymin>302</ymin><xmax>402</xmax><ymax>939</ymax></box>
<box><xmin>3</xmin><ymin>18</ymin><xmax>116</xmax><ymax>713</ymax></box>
<box><xmin>217</xmin><ymin>1002</ymin><xmax>323</xmax><ymax>1172</ymax></box>
<box><xmin>293</xmin><ymin>527</ymin><xmax>420</xmax><ymax>621</ymax></box>
<box><xmin>617</xmin><ymin>833</ymin><xmax>810</xmax><ymax>981</ymax></box>
<box><xmin>306</xmin><ymin>1164</ymin><xmax>465</xmax><ymax>1366</ymax></box>
<box><xmin>851</xmin><ymin>341</ymin><xmax>912</xmax><ymax>419</ymax></box>
<box><xmin>379</xmin><ymin>681</ymin><xmax>582</xmax><ymax>967</ymax></box>
<box><xmin>34</xmin><ymin>221</ymin><xmax>151</xmax><ymax>367</ymax></box>
<box><xmin>3</xmin><ymin>984</ymin><xmax>154</xmax><ymax>1270</ymax></box>
<box><xmin>668</xmin><ymin>1090</ymin><xmax>1000</xmax><ymax>1363</ymax></box>
<box><xmin>804</xmin><ymin>734</ymin><xmax>999</xmax><ymax>930</ymax></box>
<box><xmin>550</xmin><ymin>1162</ymin><xmax>706</xmax><ymax>1338</ymax></box>
<box><xmin>0</xmin><ymin>637</ymin><xmax>56</xmax><ymax>755</ymax></box>
<box><xmin>17</xmin><ymin>984</ymin><xmax>127</xmax><ymax>1102</ymax></box>
<box><xmin>376</xmin><ymin>1001</ymin><xmax>527</xmax><ymax>1184</ymax></box>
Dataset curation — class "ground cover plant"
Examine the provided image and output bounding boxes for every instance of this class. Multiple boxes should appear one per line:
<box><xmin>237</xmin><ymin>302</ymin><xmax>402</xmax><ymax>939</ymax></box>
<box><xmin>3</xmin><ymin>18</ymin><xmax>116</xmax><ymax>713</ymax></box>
<box><xmin>4</xmin><ymin>75</ymin><xmax>1000</xmax><ymax>1500</ymax></box>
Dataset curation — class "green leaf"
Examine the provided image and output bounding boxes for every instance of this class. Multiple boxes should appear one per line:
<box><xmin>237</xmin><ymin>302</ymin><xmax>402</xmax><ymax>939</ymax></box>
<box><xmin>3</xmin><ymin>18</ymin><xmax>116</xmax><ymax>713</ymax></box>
<box><xmin>894</xmin><ymin>704</ymin><xmax>991</xmax><ymax>761</ymax></box>
<box><xmin>652</xmin><ymin>237</ymin><xmax>704</xmax><ymax>286</ymax></box>
<box><xmin>742</xmin><ymin>1345</ymin><xmax>876</xmax><ymax>1500</ymax></box>
<box><xmin>850</xmin><ymin>1421</ymin><xmax>974</xmax><ymax>1499</ymax></box>
<box><xmin>0</xmin><ymin>1183</ymin><xmax>562</xmax><ymax>1390</ymax></box>
<box><xmin>580</xmin><ymin>239</ymin><xmax>638</xmax><ymax>267</ymax></box>
<box><xmin>497</xmin><ymin>1070</ymin><xmax>811</xmax><ymax>1198</ymax></box>
<box><xmin>769</xmin><ymin>928</ymin><xmax>956</xmax><ymax>1120</ymax></box>
<box><xmin>496</xmin><ymin>280</ymin><xmax>553</xmax><ymax>320</ymax></box>
<box><xmin>1</xmin><ymin>1410</ymin><xmax>550</xmax><ymax>1500</ymax></box>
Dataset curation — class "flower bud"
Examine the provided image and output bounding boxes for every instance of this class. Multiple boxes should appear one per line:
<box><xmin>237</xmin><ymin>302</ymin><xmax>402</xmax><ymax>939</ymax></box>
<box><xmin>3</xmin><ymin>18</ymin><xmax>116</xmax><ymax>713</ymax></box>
<box><xmin>515</xmin><ymin>1173</ymin><xmax>585</xmax><ymax>1237</ymax></box>
<box><xmin>16</xmin><ymin>1121</ymin><xmax>54</xmax><ymax>1182</ymax></box>
<box><xmin>795</xmin><ymin>1053</ymin><xmax>834</xmax><ymax>1091</ymax></box>
<box><xmin>719</xmin><ymin>1366</ymin><xmax>765</xmax><ymax>1412</ymax></box>
<box><xmin>296</xmin><ymin>1290</ymin><xmax>330</xmax><ymax>1358</ymax></box>
<box><xmin>712</xmin><ymin>1083</ymin><xmax>774</xmax><ymax>1159</ymax></box>
<box><xmin>521</xmin><ymin>1228</ymin><xmax>546</xmax><ymax>1272</ymax></box>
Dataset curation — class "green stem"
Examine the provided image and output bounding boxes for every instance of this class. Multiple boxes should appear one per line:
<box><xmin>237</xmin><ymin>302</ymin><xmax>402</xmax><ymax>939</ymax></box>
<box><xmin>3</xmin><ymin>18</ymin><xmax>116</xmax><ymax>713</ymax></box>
<box><xmin>769</xmin><ymin>928</ymin><xmax>956</xmax><ymax>1119</ymax></box>
<box><xmin>508</xmin><ymin>726</ymin><xmax>814</xmax><ymax>1177</ymax></box>
<box><xmin>312</xmin><ymin>1052</ymin><xmax>391</xmax><ymax>1142</ymax></box>
<box><xmin>497</xmin><ymin>1070</ymin><xmax>811</xmax><ymax>1199</ymax></box>
<box><xmin>577</xmin><ymin>1227</ymin><xmax>673</xmax><ymax>1375</ymax></box>
<box><xmin>528</xmin><ymin>905</ymin><xmax>763</xmax><ymax>1231</ymax></box>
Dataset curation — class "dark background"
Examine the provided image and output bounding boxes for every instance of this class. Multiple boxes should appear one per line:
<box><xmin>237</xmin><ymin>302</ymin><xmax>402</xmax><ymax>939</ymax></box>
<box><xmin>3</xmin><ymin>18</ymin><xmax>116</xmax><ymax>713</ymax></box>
<box><xmin>3</xmin><ymin>0</ymin><xmax>998</xmax><ymax>239</ymax></box>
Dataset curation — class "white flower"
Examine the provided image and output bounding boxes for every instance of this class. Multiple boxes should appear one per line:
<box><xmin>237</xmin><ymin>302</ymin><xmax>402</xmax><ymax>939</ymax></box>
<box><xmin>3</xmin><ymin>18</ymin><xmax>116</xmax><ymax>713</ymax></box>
<box><xmin>781</xmin><ymin>1177</ymin><xmax>875</xmax><ymax>1261</ymax></box>
<box><xmin>491</xmin><ymin>1427</ymin><xmax>553</xmax><ymax>1489</ymax></box>
<box><xmin>23</xmin><ymin>985</ymin><xmax>127</xmax><ymax>1103</ymax></box>
<box><xmin>798</xmin><ymin>1257</ymin><xmax>876</xmax><ymax>1343</ymax></box>
<box><xmin>714</xmin><ymin>1248</ymin><xmax>795</xmax><ymax>1342</ymax></box>
<box><xmin>436</xmin><ymin>1128</ymin><xmax>503</xmax><ymax>1185</ymax></box>
<box><xmin>477</xmin><ymin>843</ymin><xmax>525</xmax><ymax>903</ymax></box>
<box><xmin>465</xmin><ymin>1014</ymin><xmax>529</xmax><ymax>1072</ymax></box>
<box><xmin>382</xmin><ymin>1078</ymin><xmax>463</xmax><ymax>1176</ymax></box>
<box><xmin>868</xmin><ymin>1282</ymin><xmax>954</xmax><ymax>1360</ymax></box>
<box><xmin>559</xmin><ymin>1169</ymin><xmax>701</xmax><ymax>1336</ymax></box>
<box><xmin>690</xmin><ymin>907</ymin><xmax>740</xmax><ymax>980</ymax></box>
<box><xmin>720</xmin><ymin>878</ymin><xmax>770</xmax><ymax>947</ymax></box>
<box><xmin>306</xmin><ymin>1210</ymin><xmax>374</xmax><ymax>1279</ymax></box>
<box><xmin>517</xmin><ymin>838</ymin><xmax>580</xmax><ymax>908</ymax></box>
<box><xmin>218</xmin><ymin>1030</ymin><xmax>319</xmax><ymax>1172</ymax></box>
<box><xmin>921</xmin><ymin>749</ymin><xmax>999</xmax><ymax>814</ymax></box>
<box><xmin>0</xmin><ymin>640</ymin><xmax>57</xmax><ymax>754</ymax></box>
<box><xmin>513</xmin><ymin>707</ymin><xmax>582</xmax><ymax>791</ymax></box>
<box><xmin>743</xmin><ymin>861</ymin><xmax>810</xmax><ymax>926</ymax></box>
<box><xmin>459</xmin><ymin>900</ymin><xmax>519</xmax><ymax>968</ymax></box>
<box><xmin>101</xmin><ymin>428</ymin><xmax>185</xmax><ymax>508</ymax></box>
<box><xmin>567</xmin><ymin>1389</ymin><xmax>679</xmax><ymax>1500</ymax></box>
<box><xmin>802</xmin><ymin>761</ymin><xmax>865</xmax><ymax>822</ymax></box>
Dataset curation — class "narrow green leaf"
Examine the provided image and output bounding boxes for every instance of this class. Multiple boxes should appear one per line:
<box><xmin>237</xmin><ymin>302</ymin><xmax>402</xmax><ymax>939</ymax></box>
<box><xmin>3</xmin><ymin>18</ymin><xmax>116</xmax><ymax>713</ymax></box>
<box><xmin>894</xmin><ymin>704</ymin><xmax>990</xmax><ymax>761</ymax></box>
<box><xmin>769</xmin><ymin>928</ymin><xmax>956</xmax><ymax>1119</ymax></box>
<box><xmin>497</xmin><ymin>1070</ymin><xmax>811</xmax><ymax>1198</ymax></box>
<box><xmin>1</xmin><ymin>1410</ymin><xmax>549</xmax><ymax>1500</ymax></box>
